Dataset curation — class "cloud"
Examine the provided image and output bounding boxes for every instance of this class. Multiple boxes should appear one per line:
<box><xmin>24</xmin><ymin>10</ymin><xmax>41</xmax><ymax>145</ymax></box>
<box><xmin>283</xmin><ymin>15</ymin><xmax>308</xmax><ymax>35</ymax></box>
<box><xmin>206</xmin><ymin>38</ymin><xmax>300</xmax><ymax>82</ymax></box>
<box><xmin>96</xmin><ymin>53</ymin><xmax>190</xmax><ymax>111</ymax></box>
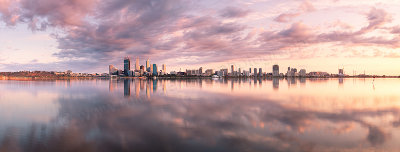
<box><xmin>357</xmin><ymin>7</ymin><xmax>392</xmax><ymax>34</ymax></box>
<box><xmin>274</xmin><ymin>13</ymin><xmax>301</xmax><ymax>23</ymax></box>
<box><xmin>274</xmin><ymin>0</ymin><xmax>315</xmax><ymax>23</ymax></box>
<box><xmin>0</xmin><ymin>0</ymin><xmax>19</xmax><ymax>25</ymax></box>
<box><xmin>391</xmin><ymin>26</ymin><xmax>400</xmax><ymax>34</ymax></box>
<box><xmin>219</xmin><ymin>6</ymin><xmax>249</xmax><ymax>18</ymax></box>
<box><xmin>1</xmin><ymin>1</ymin><xmax>400</xmax><ymax>72</ymax></box>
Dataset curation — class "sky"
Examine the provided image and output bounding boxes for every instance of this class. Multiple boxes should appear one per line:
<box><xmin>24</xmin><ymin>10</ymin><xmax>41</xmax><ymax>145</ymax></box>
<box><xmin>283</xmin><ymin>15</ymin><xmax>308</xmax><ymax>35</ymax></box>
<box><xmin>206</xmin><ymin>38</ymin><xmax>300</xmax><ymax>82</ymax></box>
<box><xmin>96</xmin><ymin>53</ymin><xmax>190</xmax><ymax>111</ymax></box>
<box><xmin>0</xmin><ymin>0</ymin><xmax>399</xmax><ymax>75</ymax></box>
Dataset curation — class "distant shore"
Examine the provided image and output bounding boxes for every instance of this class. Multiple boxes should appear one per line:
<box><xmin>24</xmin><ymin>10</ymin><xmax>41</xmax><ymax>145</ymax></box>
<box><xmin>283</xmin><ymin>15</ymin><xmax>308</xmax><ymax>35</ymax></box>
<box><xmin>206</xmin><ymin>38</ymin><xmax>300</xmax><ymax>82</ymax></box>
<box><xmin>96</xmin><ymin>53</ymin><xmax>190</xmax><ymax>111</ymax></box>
<box><xmin>1</xmin><ymin>71</ymin><xmax>399</xmax><ymax>80</ymax></box>
<box><xmin>1</xmin><ymin>75</ymin><xmax>399</xmax><ymax>81</ymax></box>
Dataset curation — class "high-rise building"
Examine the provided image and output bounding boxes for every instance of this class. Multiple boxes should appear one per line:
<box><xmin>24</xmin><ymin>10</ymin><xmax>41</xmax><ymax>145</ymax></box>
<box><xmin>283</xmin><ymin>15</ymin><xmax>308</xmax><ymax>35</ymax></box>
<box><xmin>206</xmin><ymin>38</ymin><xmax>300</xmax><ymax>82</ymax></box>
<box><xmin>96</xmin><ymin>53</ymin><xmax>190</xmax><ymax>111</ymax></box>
<box><xmin>238</xmin><ymin>68</ymin><xmax>241</xmax><ymax>76</ymax></box>
<box><xmin>222</xmin><ymin>69</ymin><xmax>228</xmax><ymax>76</ymax></box>
<box><xmin>124</xmin><ymin>57</ymin><xmax>131</xmax><ymax>76</ymax></box>
<box><xmin>254</xmin><ymin>68</ymin><xmax>257</xmax><ymax>77</ymax></box>
<box><xmin>135</xmin><ymin>57</ymin><xmax>140</xmax><ymax>71</ymax></box>
<box><xmin>153</xmin><ymin>64</ymin><xmax>158</xmax><ymax>76</ymax></box>
<box><xmin>146</xmin><ymin>59</ymin><xmax>150</xmax><ymax>72</ymax></box>
<box><xmin>199</xmin><ymin>67</ymin><xmax>203</xmax><ymax>75</ymax></box>
<box><xmin>339</xmin><ymin>68</ymin><xmax>344</xmax><ymax>75</ymax></box>
<box><xmin>109</xmin><ymin>65</ymin><xmax>118</xmax><ymax>75</ymax></box>
<box><xmin>231</xmin><ymin>65</ymin><xmax>235</xmax><ymax>74</ymax></box>
<box><xmin>299</xmin><ymin>69</ymin><xmax>306</xmax><ymax>77</ymax></box>
<box><xmin>162</xmin><ymin>64</ymin><xmax>167</xmax><ymax>75</ymax></box>
<box><xmin>150</xmin><ymin>64</ymin><xmax>153</xmax><ymax>75</ymax></box>
<box><xmin>140</xmin><ymin>65</ymin><xmax>145</xmax><ymax>71</ymax></box>
<box><xmin>273</xmin><ymin>65</ymin><xmax>279</xmax><ymax>77</ymax></box>
<box><xmin>205</xmin><ymin>69</ymin><xmax>214</xmax><ymax>76</ymax></box>
<box><xmin>249</xmin><ymin>68</ymin><xmax>252</xmax><ymax>74</ymax></box>
<box><xmin>259</xmin><ymin>68</ymin><xmax>262</xmax><ymax>76</ymax></box>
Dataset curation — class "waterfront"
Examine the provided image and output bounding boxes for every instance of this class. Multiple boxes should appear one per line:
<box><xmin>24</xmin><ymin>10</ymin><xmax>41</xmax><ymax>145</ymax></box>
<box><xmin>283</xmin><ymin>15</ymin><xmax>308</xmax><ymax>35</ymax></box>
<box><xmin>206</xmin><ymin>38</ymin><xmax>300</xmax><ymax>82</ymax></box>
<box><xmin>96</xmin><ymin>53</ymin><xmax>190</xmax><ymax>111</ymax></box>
<box><xmin>0</xmin><ymin>78</ymin><xmax>400</xmax><ymax>152</ymax></box>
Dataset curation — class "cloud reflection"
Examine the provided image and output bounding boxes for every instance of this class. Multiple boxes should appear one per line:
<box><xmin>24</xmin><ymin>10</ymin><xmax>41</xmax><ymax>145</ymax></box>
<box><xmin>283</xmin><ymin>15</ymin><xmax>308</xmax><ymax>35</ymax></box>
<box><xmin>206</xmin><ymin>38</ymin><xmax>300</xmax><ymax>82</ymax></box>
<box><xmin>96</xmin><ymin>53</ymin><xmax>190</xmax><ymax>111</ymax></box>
<box><xmin>0</xmin><ymin>78</ymin><xmax>400</xmax><ymax>151</ymax></box>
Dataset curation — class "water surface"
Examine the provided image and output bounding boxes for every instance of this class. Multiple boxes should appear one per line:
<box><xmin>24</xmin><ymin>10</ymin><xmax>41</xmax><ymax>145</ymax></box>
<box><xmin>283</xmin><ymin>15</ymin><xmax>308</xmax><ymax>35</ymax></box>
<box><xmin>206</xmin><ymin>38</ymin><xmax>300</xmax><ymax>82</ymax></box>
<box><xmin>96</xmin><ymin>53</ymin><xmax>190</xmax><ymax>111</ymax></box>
<box><xmin>0</xmin><ymin>78</ymin><xmax>400</xmax><ymax>152</ymax></box>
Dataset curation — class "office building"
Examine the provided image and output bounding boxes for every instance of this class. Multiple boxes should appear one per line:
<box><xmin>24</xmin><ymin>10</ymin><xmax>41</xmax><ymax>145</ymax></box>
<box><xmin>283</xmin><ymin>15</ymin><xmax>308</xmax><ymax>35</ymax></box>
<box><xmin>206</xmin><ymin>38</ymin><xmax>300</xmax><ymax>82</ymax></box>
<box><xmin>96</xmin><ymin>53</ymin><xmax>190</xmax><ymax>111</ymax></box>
<box><xmin>238</xmin><ymin>68</ymin><xmax>241</xmax><ymax>76</ymax></box>
<box><xmin>259</xmin><ymin>68</ymin><xmax>262</xmax><ymax>77</ymax></box>
<box><xmin>299</xmin><ymin>69</ymin><xmax>306</xmax><ymax>77</ymax></box>
<box><xmin>146</xmin><ymin>59</ymin><xmax>150</xmax><ymax>72</ymax></box>
<box><xmin>150</xmin><ymin>64</ymin><xmax>153</xmax><ymax>75</ymax></box>
<box><xmin>249</xmin><ymin>68</ymin><xmax>252</xmax><ymax>74</ymax></box>
<box><xmin>124</xmin><ymin>57</ymin><xmax>130</xmax><ymax>76</ymax></box>
<box><xmin>338</xmin><ymin>68</ymin><xmax>344</xmax><ymax>77</ymax></box>
<box><xmin>153</xmin><ymin>64</ymin><xmax>158</xmax><ymax>76</ymax></box>
<box><xmin>135</xmin><ymin>57</ymin><xmax>140</xmax><ymax>71</ymax></box>
<box><xmin>160</xmin><ymin>64</ymin><xmax>166</xmax><ymax>75</ymax></box>
<box><xmin>254</xmin><ymin>68</ymin><xmax>257</xmax><ymax>77</ymax></box>
<box><xmin>339</xmin><ymin>69</ymin><xmax>344</xmax><ymax>75</ymax></box>
<box><xmin>199</xmin><ymin>67</ymin><xmax>203</xmax><ymax>75</ymax></box>
<box><xmin>205</xmin><ymin>69</ymin><xmax>214</xmax><ymax>76</ymax></box>
<box><xmin>231</xmin><ymin>65</ymin><xmax>235</xmax><ymax>74</ymax></box>
<box><xmin>273</xmin><ymin>65</ymin><xmax>279</xmax><ymax>77</ymax></box>
<box><xmin>109</xmin><ymin>65</ymin><xmax>118</xmax><ymax>75</ymax></box>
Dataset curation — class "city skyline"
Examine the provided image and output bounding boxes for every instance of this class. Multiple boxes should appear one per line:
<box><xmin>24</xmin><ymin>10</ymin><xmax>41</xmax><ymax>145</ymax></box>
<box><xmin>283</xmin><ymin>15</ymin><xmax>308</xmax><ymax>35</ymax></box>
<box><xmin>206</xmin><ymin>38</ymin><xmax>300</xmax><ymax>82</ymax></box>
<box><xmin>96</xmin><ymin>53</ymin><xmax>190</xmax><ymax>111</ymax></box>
<box><xmin>0</xmin><ymin>0</ymin><xmax>400</xmax><ymax>75</ymax></box>
<box><xmin>108</xmin><ymin>56</ymin><xmax>387</xmax><ymax>77</ymax></box>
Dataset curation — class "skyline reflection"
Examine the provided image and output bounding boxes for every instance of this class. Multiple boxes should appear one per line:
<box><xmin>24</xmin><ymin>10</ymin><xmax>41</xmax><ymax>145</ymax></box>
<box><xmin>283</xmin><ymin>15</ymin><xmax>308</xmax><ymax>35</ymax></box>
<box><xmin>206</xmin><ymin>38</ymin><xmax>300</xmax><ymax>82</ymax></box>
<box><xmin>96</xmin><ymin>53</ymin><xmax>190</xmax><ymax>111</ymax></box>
<box><xmin>0</xmin><ymin>78</ymin><xmax>399</xmax><ymax>151</ymax></box>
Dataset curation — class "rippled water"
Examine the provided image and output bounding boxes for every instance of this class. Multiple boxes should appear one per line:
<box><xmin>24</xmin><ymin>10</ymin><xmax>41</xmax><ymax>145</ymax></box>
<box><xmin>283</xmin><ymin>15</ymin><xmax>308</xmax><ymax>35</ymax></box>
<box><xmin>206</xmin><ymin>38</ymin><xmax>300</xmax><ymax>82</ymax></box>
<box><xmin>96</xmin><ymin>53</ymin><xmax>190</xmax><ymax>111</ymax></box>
<box><xmin>0</xmin><ymin>78</ymin><xmax>400</xmax><ymax>152</ymax></box>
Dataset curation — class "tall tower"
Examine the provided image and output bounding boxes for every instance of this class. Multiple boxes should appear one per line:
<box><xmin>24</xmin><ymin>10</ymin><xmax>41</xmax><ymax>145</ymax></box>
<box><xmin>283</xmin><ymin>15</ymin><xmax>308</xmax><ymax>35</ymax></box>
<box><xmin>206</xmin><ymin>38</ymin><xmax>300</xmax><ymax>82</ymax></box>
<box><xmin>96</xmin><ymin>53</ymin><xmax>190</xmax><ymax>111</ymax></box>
<box><xmin>259</xmin><ymin>68</ymin><xmax>262</xmax><ymax>76</ymax></box>
<box><xmin>124</xmin><ymin>57</ymin><xmax>130</xmax><ymax>76</ymax></box>
<box><xmin>162</xmin><ymin>64</ymin><xmax>166</xmax><ymax>74</ymax></box>
<box><xmin>254</xmin><ymin>68</ymin><xmax>257</xmax><ymax>77</ymax></box>
<box><xmin>153</xmin><ymin>64</ymin><xmax>158</xmax><ymax>76</ymax></box>
<box><xmin>146</xmin><ymin>59</ymin><xmax>150</xmax><ymax>71</ymax></box>
<box><xmin>135</xmin><ymin>57</ymin><xmax>140</xmax><ymax>71</ymax></box>
<box><xmin>231</xmin><ymin>65</ymin><xmax>235</xmax><ymax>74</ymax></box>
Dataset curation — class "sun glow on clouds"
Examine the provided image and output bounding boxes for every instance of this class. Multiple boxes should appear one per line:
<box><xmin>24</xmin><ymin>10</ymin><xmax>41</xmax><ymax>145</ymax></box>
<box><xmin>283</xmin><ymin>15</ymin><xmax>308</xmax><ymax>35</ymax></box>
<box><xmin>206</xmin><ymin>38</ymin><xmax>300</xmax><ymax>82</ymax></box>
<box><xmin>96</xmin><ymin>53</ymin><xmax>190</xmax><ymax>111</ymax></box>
<box><xmin>0</xmin><ymin>0</ymin><xmax>399</xmax><ymax>75</ymax></box>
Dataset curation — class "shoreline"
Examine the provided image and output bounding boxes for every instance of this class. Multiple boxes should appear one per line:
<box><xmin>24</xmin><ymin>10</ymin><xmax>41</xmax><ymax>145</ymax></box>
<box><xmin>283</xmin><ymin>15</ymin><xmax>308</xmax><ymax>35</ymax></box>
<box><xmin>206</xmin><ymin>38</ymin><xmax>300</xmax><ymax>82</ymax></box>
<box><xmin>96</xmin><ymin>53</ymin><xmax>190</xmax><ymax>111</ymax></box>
<box><xmin>1</xmin><ymin>75</ymin><xmax>399</xmax><ymax>81</ymax></box>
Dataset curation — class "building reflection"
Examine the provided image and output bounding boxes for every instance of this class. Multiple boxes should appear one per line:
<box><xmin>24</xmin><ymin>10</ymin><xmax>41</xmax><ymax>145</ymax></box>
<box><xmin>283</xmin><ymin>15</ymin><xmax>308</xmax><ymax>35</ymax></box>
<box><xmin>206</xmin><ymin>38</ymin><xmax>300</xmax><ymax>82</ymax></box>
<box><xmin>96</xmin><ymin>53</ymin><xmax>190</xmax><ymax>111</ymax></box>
<box><xmin>339</xmin><ymin>78</ymin><xmax>344</xmax><ymax>86</ymax></box>
<box><xmin>112</xmin><ymin>78</ymin><xmax>354</xmax><ymax>99</ymax></box>
<box><xmin>135</xmin><ymin>79</ymin><xmax>140</xmax><ymax>98</ymax></box>
<box><xmin>273</xmin><ymin>78</ymin><xmax>279</xmax><ymax>90</ymax></box>
<box><xmin>124</xmin><ymin>79</ymin><xmax>130</xmax><ymax>97</ymax></box>
<box><xmin>153</xmin><ymin>79</ymin><xmax>157</xmax><ymax>92</ymax></box>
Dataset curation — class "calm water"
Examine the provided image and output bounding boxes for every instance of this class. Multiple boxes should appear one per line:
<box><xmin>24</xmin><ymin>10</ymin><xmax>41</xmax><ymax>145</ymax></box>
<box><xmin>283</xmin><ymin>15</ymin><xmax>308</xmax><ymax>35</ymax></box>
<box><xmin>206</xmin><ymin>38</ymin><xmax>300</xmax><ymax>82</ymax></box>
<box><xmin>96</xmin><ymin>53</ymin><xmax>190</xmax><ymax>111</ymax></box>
<box><xmin>0</xmin><ymin>78</ymin><xmax>400</xmax><ymax>152</ymax></box>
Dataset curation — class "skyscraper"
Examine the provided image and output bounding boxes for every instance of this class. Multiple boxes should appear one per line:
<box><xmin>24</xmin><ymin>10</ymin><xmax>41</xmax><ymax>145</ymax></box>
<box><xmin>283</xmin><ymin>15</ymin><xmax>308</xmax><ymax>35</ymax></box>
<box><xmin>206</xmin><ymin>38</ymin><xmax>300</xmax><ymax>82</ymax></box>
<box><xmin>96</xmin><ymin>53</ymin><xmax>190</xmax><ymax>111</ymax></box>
<box><xmin>124</xmin><ymin>57</ymin><xmax>130</xmax><ymax>76</ymax></box>
<box><xmin>231</xmin><ymin>65</ymin><xmax>235</xmax><ymax>74</ymax></box>
<box><xmin>254</xmin><ymin>68</ymin><xmax>257</xmax><ymax>77</ymax></box>
<box><xmin>162</xmin><ymin>64</ymin><xmax>166</xmax><ymax>74</ymax></box>
<box><xmin>146</xmin><ymin>59</ymin><xmax>150</xmax><ymax>72</ymax></box>
<box><xmin>339</xmin><ymin>68</ymin><xmax>344</xmax><ymax>75</ymax></box>
<box><xmin>238</xmin><ymin>68</ymin><xmax>241</xmax><ymax>76</ymax></box>
<box><xmin>135</xmin><ymin>57</ymin><xmax>140</xmax><ymax>71</ymax></box>
<box><xmin>249</xmin><ymin>68</ymin><xmax>251</xmax><ymax>74</ymax></box>
<box><xmin>199</xmin><ymin>67</ymin><xmax>202</xmax><ymax>75</ymax></box>
<box><xmin>273</xmin><ymin>65</ymin><xmax>279</xmax><ymax>77</ymax></box>
<box><xmin>259</xmin><ymin>68</ymin><xmax>262</xmax><ymax>76</ymax></box>
<box><xmin>153</xmin><ymin>64</ymin><xmax>158</xmax><ymax>76</ymax></box>
<box><xmin>109</xmin><ymin>65</ymin><xmax>118</xmax><ymax>75</ymax></box>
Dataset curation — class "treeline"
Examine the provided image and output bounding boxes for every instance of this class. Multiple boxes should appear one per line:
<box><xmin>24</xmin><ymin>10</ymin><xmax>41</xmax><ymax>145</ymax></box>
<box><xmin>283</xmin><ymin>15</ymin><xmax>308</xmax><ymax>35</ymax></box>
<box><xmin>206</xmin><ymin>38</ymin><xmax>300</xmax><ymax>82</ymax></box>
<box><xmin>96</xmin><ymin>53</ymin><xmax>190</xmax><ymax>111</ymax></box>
<box><xmin>0</xmin><ymin>71</ymin><xmax>58</xmax><ymax>78</ymax></box>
